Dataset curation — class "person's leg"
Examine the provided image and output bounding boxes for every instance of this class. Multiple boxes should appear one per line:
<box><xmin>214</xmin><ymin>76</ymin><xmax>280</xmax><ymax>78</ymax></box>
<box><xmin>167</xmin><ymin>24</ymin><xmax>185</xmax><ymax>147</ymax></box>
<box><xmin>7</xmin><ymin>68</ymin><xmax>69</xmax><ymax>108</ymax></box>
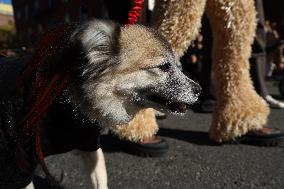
<box><xmin>265</xmin><ymin>52</ymin><xmax>276</xmax><ymax>78</ymax></box>
<box><xmin>152</xmin><ymin>0</ymin><xmax>206</xmax><ymax>58</ymax></box>
<box><xmin>206</xmin><ymin>0</ymin><xmax>270</xmax><ymax>142</ymax></box>
<box><xmin>250</xmin><ymin>55</ymin><xmax>269</xmax><ymax>98</ymax></box>
<box><xmin>251</xmin><ymin>55</ymin><xmax>284</xmax><ymax>108</ymax></box>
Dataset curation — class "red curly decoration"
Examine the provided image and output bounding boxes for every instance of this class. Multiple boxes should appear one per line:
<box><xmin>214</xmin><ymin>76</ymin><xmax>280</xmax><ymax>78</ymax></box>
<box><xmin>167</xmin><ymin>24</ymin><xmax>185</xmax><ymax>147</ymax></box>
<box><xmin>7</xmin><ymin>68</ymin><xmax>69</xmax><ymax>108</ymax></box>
<box><xmin>126</xmin><ymin>0</ymin><xmax>145</xmax><ymax>25</ymax></box>
<box><xmin>16</xmin><ymin>28</ymin><xmax>72</xmax><ymax>177</ymax></box>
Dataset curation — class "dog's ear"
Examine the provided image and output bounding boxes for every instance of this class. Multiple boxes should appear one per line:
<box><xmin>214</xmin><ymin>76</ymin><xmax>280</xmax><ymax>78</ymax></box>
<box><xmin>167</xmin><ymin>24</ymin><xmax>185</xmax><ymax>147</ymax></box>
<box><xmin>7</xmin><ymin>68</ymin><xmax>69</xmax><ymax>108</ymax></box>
<box><xmin>70</xmin><ymin>20</ymin><xmax>121</xmax><ymax>80</ymax></box>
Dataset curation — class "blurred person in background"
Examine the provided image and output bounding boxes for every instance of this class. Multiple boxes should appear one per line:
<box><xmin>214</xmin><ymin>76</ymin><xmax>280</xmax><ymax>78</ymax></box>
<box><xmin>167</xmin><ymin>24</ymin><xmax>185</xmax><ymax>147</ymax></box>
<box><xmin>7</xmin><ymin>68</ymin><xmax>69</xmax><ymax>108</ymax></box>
<box><xmin>180</xmin><ymin>34</ymin><xmax>204</xmax><ymax>81</ymax></box>
<box><xmin>189</xmin><ymin>16</ymin><xmax>216</xmax><ymax>113</ymax></box>
<box><xmin>250</xmin><ymin>0</ymin><xmax>284</xmax><ymax>108</ymax></box>
<box><xmin>272</xmin><ymin>15</ymin><xmax>284</xmax><ymax>76</ymax></box>
<box><xmin>264</xmin><ymin>20</ymin><xmax>278</xmax><ymax>78</ymax></box>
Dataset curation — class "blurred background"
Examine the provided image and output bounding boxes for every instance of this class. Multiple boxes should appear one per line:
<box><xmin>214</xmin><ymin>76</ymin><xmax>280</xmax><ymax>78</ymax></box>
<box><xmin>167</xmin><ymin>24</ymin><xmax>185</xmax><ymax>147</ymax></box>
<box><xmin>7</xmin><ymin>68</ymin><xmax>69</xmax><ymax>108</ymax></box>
<box><xmin>0</xmin><ymin>1</ymin><xmax>284</xmax><ymax>189</ymax></box>
<box><xmin>0</xmin><ymin>0</ymin><xmax>284</xmax><ymax>79</ymax></box>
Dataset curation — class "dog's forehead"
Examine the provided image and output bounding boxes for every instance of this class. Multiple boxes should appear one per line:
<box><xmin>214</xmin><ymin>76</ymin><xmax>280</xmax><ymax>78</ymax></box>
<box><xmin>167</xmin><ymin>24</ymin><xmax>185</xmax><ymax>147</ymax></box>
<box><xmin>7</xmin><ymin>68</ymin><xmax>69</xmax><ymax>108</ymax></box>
<box><xmin>120</xmin><ymin>25</ymin><xmax>174</xmax><ymax>68</ymax></box>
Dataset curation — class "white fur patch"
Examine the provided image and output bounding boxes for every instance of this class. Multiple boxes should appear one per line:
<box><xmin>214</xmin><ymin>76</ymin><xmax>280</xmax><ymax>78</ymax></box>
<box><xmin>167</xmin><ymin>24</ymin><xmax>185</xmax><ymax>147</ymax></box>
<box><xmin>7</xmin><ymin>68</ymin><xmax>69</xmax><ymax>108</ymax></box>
<box><xmin>80</xmin><ymin>148</ymin><xmax>108</xmax><ymax>189</ymax></box>
<box><xmin>23</xmin><ymin>182</ymin><xmax>35</xmax><ymax>189</ymax></box>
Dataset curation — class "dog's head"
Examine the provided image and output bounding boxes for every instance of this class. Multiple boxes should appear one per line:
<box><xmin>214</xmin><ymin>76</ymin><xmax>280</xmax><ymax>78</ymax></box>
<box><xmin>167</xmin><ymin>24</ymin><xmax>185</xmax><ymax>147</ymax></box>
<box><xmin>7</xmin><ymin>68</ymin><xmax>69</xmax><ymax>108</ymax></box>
<box><xmin>68</xmin><ymin>20</ymin><xmax>200</xmax><ymax>128</ymax></box>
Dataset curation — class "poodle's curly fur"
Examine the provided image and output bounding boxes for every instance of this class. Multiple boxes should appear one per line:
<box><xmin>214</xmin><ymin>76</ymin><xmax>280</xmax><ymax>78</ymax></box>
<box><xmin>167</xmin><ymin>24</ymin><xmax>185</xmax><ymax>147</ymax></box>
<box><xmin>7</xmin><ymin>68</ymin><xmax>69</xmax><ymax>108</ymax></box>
<box><xmin>111</xmin><ymin>108</ymin><xmax>159</xmax><ymax>142</ymax></box>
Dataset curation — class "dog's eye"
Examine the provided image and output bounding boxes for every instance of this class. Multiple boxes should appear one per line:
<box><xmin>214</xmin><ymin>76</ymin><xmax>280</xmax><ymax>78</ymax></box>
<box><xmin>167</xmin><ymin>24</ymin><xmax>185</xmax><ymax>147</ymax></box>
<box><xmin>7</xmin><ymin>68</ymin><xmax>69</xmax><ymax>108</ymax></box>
<box><xmin>157</xmin><ymin>63</ymin><xmax>171</xmax><ymax>72</ymax></box>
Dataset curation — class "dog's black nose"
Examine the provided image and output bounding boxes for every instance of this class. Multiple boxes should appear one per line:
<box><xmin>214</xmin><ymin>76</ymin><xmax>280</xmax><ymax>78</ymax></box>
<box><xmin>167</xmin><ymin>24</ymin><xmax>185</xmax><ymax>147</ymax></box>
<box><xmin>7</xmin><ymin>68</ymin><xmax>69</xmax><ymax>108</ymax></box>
<box><xmin>192</xmin><ymin>83</ymin><xmax>202</xmax><ymax>96</ymax></box>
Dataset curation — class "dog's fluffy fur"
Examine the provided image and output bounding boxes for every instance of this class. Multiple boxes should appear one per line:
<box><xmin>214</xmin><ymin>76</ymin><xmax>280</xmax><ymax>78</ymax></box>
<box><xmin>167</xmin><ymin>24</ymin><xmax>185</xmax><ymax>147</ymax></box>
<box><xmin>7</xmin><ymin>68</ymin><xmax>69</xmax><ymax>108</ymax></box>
<box><xmin>6</xmin><ymin>19</ymin><xmax>200</xmax><ymax>189</ymax></box>
<box><xmin>66</xmin><ymin>20</ymin><xmax>200</xmax><ymax>130</ymax></box>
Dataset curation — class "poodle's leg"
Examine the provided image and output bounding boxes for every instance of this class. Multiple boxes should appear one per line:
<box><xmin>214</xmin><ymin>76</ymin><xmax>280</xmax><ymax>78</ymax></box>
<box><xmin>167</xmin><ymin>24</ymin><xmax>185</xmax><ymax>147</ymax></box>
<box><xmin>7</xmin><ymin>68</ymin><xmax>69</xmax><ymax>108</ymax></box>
<box><xmin>111</xmin><ymin>108</ymin><xmax>159</xmax><ymax>142</ymax></box>
<box><xmin>205</xmin><ymin>0</ymin><xmax>269</xmax><ymax>142</ymax></box>
<box><xmin>152</xmin><ymin>0</ymin><xmax>207</xmax><ymax>58</ymax></box>
<box><xmin>80</xmin><ymin>148</ymin><xmax>108</xmax><ymax>189</ymax></box>
<box><xmin>23</xmin><ymin>182</ymin><xmax>35</xmax><ymax>189</ymax></box>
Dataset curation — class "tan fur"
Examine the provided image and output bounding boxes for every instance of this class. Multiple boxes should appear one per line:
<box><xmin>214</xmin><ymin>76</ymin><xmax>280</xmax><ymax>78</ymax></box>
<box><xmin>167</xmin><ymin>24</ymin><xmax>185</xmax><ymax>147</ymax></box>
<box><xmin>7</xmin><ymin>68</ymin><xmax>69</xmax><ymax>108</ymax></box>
<box><xmin>120</xmin><ymin>0</ymin><xmax>269</xmax><ymax>143</ymax></box>
<box><xmin>119</xmin><ymin>25</ymin><xmax>170</xmax><ymax>70</ymax></box>
<box><xmin>152</xmin><ymin>0</ymin><xmax>206</xmax><ymax>59</ymax></box>
<box><xmin>205</xmin><ymin>0</ymin><xmax>269</xmax><ymax>142</ymax></box>
<box><xmin>112</xmin><ymin>108</ymin><xmax>158</xmax><ymax>142</ymax></box>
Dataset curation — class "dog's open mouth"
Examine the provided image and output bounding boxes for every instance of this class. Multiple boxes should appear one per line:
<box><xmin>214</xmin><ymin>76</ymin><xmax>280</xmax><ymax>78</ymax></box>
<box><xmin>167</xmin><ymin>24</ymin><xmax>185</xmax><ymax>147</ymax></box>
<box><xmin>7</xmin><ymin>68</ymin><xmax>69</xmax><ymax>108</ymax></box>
<box><xmin>132</xmin><ymin>88</ymin><xmax>199</xmax><ymax>114</ymax></box>
<box><xmin>145</xmin><ymin>95</ymin><xmax>189</xmax><ymax>114</ymax></box>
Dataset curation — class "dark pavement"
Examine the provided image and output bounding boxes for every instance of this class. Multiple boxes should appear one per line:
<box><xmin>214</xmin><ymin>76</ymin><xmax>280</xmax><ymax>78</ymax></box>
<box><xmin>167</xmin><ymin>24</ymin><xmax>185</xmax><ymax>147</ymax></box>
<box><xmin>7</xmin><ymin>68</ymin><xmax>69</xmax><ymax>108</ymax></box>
<box><xmin>35</xmin><ymin>80</ymin><xmax>284</xmax><ymax>189</ymax></box>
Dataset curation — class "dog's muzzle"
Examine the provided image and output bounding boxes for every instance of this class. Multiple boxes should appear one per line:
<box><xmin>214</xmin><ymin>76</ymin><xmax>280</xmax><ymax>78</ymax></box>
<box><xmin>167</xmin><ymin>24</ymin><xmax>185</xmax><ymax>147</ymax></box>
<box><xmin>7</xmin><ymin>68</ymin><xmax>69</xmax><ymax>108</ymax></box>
<box><xmin>134</xmin><ymin>67</ymin><xmax>201</xmax><ymax>113</ymax></box>
<box><xmin>143</xmin><ymin>79</ymin><xmax>201</xmax><ymax>113</ymax></box>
